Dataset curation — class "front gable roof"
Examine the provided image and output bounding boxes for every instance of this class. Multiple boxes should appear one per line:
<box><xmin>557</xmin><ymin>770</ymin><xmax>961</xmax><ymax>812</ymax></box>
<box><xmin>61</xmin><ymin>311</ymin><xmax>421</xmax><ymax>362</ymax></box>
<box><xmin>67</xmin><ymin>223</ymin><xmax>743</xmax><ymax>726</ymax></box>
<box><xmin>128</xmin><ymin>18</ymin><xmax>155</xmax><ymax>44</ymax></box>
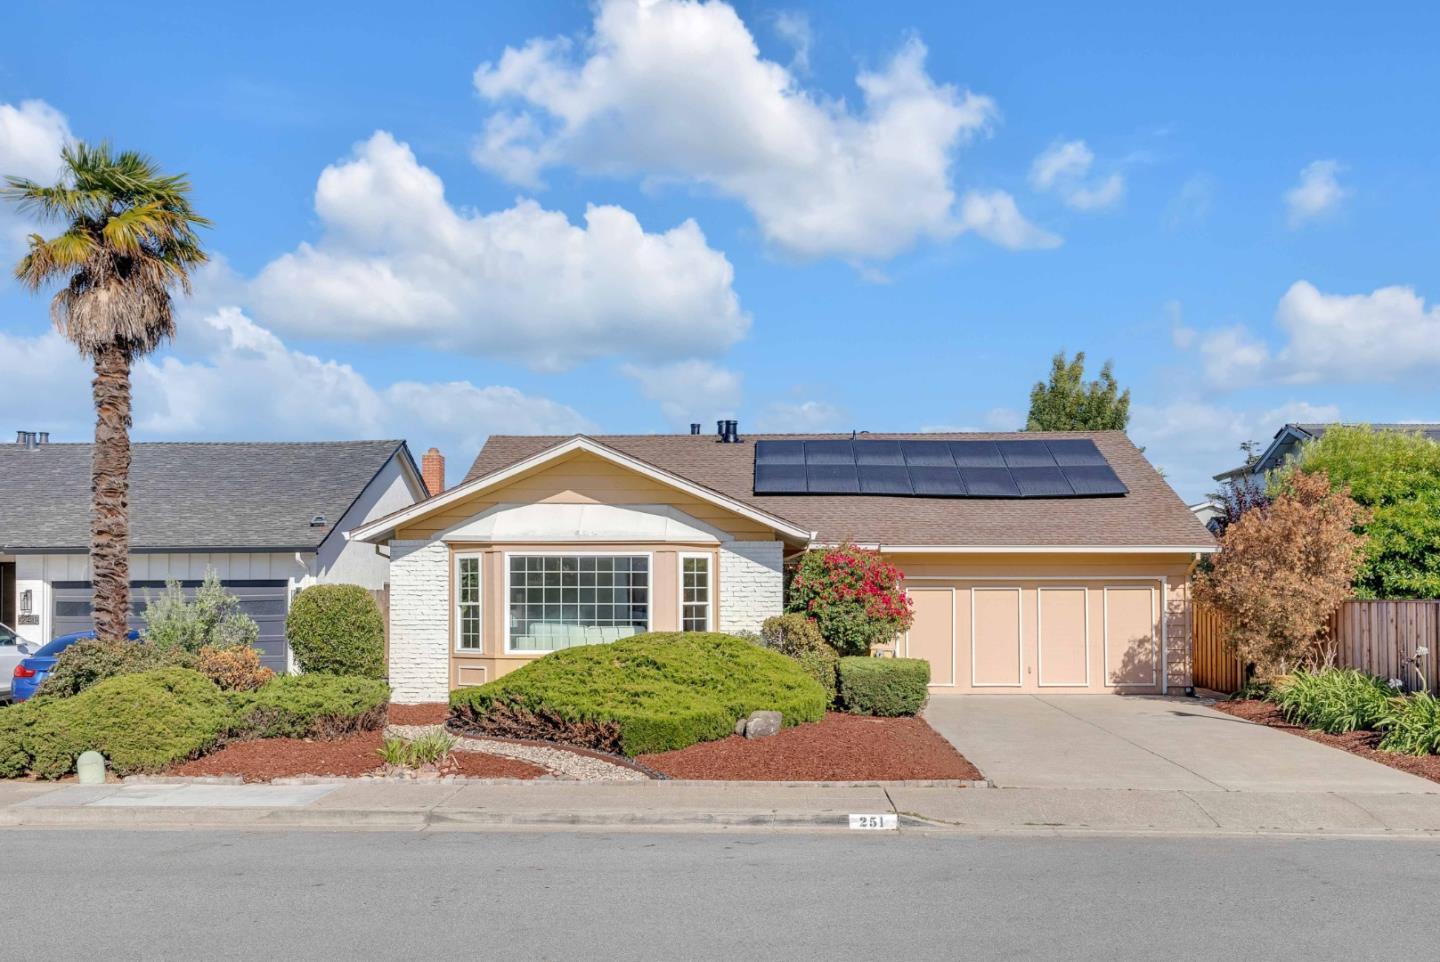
<box><xmin>460</xmin><ymin>431</ymin><xmax>1215</xmax><ymax>551</ymax></box>
<box><xmin>349</xmin><ymin>435</ymin><xmax>816</xmax><ymax>545</ymax></box>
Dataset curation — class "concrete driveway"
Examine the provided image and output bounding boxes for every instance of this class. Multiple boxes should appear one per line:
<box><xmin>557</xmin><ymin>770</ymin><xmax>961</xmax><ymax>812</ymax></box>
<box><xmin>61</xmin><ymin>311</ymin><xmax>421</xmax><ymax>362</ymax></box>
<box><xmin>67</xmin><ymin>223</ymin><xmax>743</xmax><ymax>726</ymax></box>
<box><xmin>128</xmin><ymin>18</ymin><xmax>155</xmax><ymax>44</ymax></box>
<box><xmin>925</xmin><ymin>695</ymin><xmax>1437</xmax><ymax>793</ymax></box>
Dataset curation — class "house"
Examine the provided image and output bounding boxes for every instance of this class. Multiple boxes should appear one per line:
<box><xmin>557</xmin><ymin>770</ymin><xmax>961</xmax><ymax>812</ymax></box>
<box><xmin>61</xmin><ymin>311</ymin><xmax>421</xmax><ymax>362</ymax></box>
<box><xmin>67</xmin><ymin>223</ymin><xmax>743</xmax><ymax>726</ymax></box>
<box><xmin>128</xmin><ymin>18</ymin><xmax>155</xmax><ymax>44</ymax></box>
<box><xmin>1215</xmin><ymin>422</ymin><xmax>1440</xmax><ymax>490</ymax></box>
<box><xmin>0</xmin><ymin>435</ymin><xmax>435</xmax><ymax>671</ymax></box>
<box><xmin>351</xmin><ymin>426</ymin><xmax>1216</xmax><ymax>703</ymax></box>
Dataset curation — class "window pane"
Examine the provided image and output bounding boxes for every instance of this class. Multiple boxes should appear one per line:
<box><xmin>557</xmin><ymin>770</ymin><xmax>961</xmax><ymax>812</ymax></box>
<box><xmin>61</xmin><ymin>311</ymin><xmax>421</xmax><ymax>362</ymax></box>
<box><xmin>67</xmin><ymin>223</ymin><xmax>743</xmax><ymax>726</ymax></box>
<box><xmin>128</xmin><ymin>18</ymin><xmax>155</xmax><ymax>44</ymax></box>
<box><xmin>508</xmin><ymin>555</ymin><xmax>650</xmax><ymax>651</ymax></box>
<box><xmin>458</xmin><ymin>555</ymin><xmax>483</xmax><ymax>650</ymax></box>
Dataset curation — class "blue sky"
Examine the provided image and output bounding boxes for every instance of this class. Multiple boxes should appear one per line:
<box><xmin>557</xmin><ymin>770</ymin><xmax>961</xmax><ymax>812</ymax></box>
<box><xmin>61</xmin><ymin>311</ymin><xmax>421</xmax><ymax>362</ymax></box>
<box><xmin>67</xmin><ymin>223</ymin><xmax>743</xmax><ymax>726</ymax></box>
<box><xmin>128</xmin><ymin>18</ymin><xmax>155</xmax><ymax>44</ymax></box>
<box><xmin>2</xmin><ymin>0</ymin><xmax>1437</xmax><ymax>500</ymax></box>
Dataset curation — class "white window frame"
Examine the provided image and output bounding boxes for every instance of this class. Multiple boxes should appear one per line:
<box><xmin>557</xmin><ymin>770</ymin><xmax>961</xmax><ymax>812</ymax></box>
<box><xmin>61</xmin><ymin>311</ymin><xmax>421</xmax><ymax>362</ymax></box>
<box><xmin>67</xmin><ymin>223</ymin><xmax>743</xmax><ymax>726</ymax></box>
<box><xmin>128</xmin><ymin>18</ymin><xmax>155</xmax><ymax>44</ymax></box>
<box><xmin>678</xmin><ymin>552</ymin><xmax>713</xmax><ymax>632</ymax></box>
<box><xmin>454</xmin><ymin>552</ymin><xmax>484</xmax><ymax>653</ymax></box>
<box><xmin>502</xmin><ymin>550</ymin><xmax>655</xmax><ymax>654</ymax></box>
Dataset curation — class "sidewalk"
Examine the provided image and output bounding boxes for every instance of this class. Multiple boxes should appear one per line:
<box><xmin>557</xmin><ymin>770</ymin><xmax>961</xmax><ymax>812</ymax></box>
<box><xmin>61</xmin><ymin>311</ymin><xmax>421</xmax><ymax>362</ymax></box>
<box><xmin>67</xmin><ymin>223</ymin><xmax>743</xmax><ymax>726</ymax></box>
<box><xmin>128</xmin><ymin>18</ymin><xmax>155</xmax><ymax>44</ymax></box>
<box><xmin>6</xmin><ymin>778</ymin><xmax>1440</xmax><ymax>838</ymax></box>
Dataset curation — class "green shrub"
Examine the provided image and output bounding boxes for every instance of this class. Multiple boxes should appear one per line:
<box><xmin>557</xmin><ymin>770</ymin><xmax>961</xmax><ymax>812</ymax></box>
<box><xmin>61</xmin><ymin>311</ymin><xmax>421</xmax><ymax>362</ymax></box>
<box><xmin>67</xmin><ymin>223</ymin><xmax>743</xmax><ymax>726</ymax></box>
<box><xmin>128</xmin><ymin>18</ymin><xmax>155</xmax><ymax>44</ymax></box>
<box><xmin>450</xmin><ymin>632</ymin><xmax>828</xmax><ymax>755</ymax></box>
<box><xmin>286</xmin><ymin>585</ymin><xmax>385</xmax><ymax>679</ymax></box>
<box><xmin>1268</xmin><ymin>668</ymin><xmax>1397</xmax><ymax>733</ymax></box>
<box><xmin>37</xmin><ymin>637</ymin><xmax>195</xmax><ymax>699</ymax></box>
<box><xmin>1377</xmin><ymin>692</ymin><xmax>1440</xmax><ymax>756</ymax></box>
<box><xmin>837</xmin><ymin>657</ymin><xmax>930</xmax><ymax>717</ymax></box>
<box><xmin>1</xmin><ymin>668</ymin><xmax>233</xmax><ymax>779</ymax></box>
<box><xmin>229</xmin><ymin>674</ymin><xmax>390</xmax><ymax>739</ymax></box>
<box><xmin>761</xmin><ymin>614</ymin><xmax>838</xmax><ymax>704</ymax></box>
<box><xmin>143</xmin><ymin>570</ymin><xmax>259</xmax><ymax>653</ymax></box>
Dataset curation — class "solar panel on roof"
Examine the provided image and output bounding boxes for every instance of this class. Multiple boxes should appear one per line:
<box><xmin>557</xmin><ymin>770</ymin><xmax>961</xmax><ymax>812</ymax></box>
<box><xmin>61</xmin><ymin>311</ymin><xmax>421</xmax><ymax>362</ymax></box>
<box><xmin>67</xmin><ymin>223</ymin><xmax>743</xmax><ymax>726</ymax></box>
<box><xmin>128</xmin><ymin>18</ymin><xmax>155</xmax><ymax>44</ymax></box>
<box><xmin>900</xmin><ymin>441</ymin><xmax>956</xmax><ymax>467</ymax></box>
<box><xmin>1009</xmin><ymin>466</ymin><xmax>1075</xmax><ymax>497</ymax></box>
<box><xmin>754</xmin><ymin>462</ymin><xmax>807</xmax><ymax>493</ymax></box>
<box><xmin>1044</xmin><ymin>438</ymin><xmax>1107</xmax><ymax>467</ymax></box>
<box><xmin>754</xmin><ymin>440</ymin><xmax>805</xmax><ymax>465</ymax></box>
<box><xmin>751</xmin><ymin>438</ymin><xmax>1128</xmax><ymax>499</ymax></box>
<box><xmin>806</xmin><ymin>464</ymin><xmax>860</xmax><ymax>493</ymax></box>
<box><xmin>908</xmin><ymin>465</ymin><xmax>966</xmax><ymax>495</ymax></box>
<box><xmin>1060</xmin><ymin>465</ymin><xmax>1128</xmax><ymax>496</ymax></box>
<box><xmin>997</xmin><ymin>440</ymin><xmax>1057</xmax><ymax>467</ymax></box>
<box><xmin>949</xmin><ymin>441</ymin><xmax>1005</xmax><ymax>467</ymax></box>
<box><xmin>854</xmin><ymin>441</ymin><xmax>904</xmax><ymax>466</ymax></box>
<box><xmin>858</xmin><ymin>465</ymin><xmax>913</xmax><ymax>494</ymax></box>
<box><xmin>804</xmin><ymin>440</ymin><xmax>855</xmax><ymax>465</ymax></box>
<box><xmin>959</xmin><ymin>467</ymin><xmax>1021</xmax><ymax>497</ymax></box>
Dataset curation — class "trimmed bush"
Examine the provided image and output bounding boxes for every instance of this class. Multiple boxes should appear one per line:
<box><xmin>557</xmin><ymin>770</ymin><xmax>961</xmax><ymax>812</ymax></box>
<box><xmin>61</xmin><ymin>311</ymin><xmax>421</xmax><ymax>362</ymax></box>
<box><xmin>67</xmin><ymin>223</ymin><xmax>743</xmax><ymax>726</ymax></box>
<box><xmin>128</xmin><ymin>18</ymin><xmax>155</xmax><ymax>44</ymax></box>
<box><xmin>1268</xmin><ymin>668</ymin><xmax>1396</xmax><ymax>734</ymax></box>
<box><xmin>450</xmin><ymin>632</ymin><xmax>828</xmax><ymax>755</ymax></box>
<box><xmin>1377</xmin><ymin>692</ymin><xmax>1440</xmax><ymax>756</ymax></box>
<box><xmin>37</xmin><ymin>637</ymin><xmax>194</xmax><ymax>699</ymax></box>
<box><xmin>286</xmin><ymin>584</ymin><xmax>386</xmax><ymax>679</ymax></box>
<box><xmin>229</xmin><ymin>674</ymin><xmax>390</xmax><ymax>739</ymax></box>
<box><xmin>0</xmin><ymin>668</ymin><xmax>233</xmax><ymax>779</ymax></box>
<box><xmin>837</xmin><ymin>657</ymin><xmax>930</xmax><ymax>717</ymax></box>
<box><xmin>761</xmin><ymin>613</ymin><xmax>838</xmax><ymax>704</ymax></box>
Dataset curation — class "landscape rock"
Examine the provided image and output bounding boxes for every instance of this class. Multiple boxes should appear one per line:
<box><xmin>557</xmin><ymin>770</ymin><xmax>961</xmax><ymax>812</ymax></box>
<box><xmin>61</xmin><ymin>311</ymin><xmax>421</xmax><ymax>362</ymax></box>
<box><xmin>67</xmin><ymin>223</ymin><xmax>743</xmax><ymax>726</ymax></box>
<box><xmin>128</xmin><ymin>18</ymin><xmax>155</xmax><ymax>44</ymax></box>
<box><xmin>743</xmin><ymin>710</ymin><xmax>783</xmax><ymax>739</ymax></box>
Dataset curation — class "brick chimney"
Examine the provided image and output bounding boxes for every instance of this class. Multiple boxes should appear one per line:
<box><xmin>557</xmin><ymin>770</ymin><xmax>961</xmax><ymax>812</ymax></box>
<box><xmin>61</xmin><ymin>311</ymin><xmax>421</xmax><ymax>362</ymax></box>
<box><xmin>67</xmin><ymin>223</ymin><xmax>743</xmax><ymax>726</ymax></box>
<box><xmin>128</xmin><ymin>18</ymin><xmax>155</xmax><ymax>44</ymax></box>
<box><xmin>421</xmin><ymin>447</ymin><xmax>445</xmax><ymax>497</ymax></box>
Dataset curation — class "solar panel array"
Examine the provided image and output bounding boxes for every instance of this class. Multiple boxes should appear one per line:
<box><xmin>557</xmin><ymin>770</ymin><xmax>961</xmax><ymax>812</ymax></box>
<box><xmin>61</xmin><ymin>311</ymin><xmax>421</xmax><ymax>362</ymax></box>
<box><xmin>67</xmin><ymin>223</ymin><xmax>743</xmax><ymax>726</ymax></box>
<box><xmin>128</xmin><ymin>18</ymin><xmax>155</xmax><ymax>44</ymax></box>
<box><xmin>753</xmin><ymin>439</ymin><xmax>1129</xmax><ymax>499</ymax></box>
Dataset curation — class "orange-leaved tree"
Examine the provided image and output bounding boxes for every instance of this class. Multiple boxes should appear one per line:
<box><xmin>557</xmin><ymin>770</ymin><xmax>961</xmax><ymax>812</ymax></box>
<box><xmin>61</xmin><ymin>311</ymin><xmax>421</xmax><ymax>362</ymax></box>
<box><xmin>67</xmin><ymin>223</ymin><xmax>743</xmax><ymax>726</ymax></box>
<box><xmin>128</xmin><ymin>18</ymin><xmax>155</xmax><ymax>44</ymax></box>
<box><xmin>1195</xmin><ymin>470</ymin><xmax>1368</xmax><ymax>677</ymax></box>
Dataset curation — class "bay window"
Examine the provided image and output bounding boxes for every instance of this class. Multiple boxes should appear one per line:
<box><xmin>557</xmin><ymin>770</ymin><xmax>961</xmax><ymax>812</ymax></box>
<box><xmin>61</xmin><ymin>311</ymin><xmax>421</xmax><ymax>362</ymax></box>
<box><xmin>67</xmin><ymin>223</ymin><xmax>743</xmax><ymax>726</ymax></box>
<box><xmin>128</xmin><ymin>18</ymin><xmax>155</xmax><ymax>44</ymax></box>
<box><xmin>507</xmin><ymin>554</ymin><xmax>650</xmax><ymax>653</ymax></box>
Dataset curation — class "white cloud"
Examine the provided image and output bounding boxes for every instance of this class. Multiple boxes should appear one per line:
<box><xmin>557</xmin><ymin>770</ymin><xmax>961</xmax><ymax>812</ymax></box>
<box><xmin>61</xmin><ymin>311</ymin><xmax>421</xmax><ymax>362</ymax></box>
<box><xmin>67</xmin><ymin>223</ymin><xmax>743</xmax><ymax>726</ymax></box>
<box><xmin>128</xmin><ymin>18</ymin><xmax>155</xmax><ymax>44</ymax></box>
<box><xmin>1029</xmin><ymin>139</ymin><xmax>1125</xmax><ymax>211</ymax></box>
<box><xmin>472</xmin><ymin>0</ymin><xmax>1042</xmax><ymax>260</ymax></box>
<box><xmin>0</xmin><ymin>310</ymin><xmax>593</xmax><ymax>479</ymax></box>
<box><xmin>1284</xmin><ymin>159</ymin><xmax>1348</xmax><ymax>227</ymax></box>
<box><xmin>249</xmin><ymin>131</ymin><xmax>747</xmax><ymax>370</ymax></box>
<box><xmin>0</xmin><ymin>99</ymin><xmax>72</xmax><ymax>258</ymax></box>
<box><xmin>958</xmin><ymin>191</ymin><xmax>1062</xmax><ymax>250</ymax></box>
<box><xmin>620</xmin><ymin>359</ymin><xmax>741</xmax><ymax>425</ymax></box>
<box><xmin>769</xmin><ymin>11</ymin><xmax>813</xmax><ymax>73</ymax></box>
<box><xmin>1164</xmin><ymin>173</ymin><xmax>1215</xmax><ymax>228</ymax></box>
<box><xmin>1273</xmin><ymin>280</ymin><xmax>1440</xmax><ymax>383</ymax></box>
<box><xmin>754</xmin><ymin>399</ymin><xmax>845</xmax><ymax>432</ymax></box>
<box><xmin>1131</xmin><ymin>398</ymin><xmax>1340</xmax><ymax>501</ymax></box>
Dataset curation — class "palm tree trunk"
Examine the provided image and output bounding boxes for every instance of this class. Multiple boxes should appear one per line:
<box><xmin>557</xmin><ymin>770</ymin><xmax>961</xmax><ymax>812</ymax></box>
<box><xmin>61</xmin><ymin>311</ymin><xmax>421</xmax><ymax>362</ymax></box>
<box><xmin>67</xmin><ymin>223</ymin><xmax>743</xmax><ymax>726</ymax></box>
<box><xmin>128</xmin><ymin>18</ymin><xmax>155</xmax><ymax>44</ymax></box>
<box><xmin>90</xmin><ymin>343</ymin><xmax>132</xmax><ymax>641</ymax></box>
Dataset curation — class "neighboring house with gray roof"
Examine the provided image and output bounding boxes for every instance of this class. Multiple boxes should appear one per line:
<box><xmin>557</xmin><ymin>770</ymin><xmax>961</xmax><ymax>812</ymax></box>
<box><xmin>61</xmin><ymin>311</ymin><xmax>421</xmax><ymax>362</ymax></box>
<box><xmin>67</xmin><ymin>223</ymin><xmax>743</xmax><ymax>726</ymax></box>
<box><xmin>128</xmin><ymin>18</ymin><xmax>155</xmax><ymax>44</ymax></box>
<box><xmin>0</xmin><ymin>435</ymin><xmax>428</xmax><ymax>670</ymax></box>
<box><xmin>1213</xmin><ymin>422</ymin><xmax>1440</xmax><ymax>491</ymax></box>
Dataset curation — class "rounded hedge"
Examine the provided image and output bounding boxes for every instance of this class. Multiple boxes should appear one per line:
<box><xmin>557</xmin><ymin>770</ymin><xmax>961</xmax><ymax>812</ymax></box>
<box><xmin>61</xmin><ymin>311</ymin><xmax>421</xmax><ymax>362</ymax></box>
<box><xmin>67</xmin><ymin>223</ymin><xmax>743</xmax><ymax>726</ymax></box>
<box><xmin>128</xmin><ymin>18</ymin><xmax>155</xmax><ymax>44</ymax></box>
<box><xmin>837</xmin><ymin>656</ymin><xmax>930</xmax><ymax>717</ymax></box>
<box><xmin>451</xmin><ymin>632</ymin><xmax>828</xmax><ymax>755</ymax></box>
<box><xmin>286</xmin><ymin>584</ymin><xmax>385</xmax><ymax>679</ymax></box>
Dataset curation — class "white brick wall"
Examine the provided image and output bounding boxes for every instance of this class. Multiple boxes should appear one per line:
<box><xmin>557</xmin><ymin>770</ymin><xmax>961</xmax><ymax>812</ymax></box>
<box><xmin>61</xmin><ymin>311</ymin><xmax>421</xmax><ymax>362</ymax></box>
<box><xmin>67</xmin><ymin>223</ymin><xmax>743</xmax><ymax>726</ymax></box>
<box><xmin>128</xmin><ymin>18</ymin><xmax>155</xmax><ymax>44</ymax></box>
<box><xmin>387</xmin><ymin>540</ymin><xmax>450</xmax><ymax>703</ymax></box>
<box><xmin>719</xmin><ymin>541</ymin><xmax>784</xmax><ymax>633</ymax></box>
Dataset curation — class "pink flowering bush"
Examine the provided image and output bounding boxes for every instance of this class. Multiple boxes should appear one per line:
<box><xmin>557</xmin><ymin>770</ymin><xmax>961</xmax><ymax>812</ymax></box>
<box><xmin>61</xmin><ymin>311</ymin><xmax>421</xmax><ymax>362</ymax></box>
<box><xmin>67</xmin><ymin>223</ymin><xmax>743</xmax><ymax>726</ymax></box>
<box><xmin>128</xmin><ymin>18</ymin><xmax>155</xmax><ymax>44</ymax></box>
<box><xmin>786</xmin><ymin>544</ymin><xmax>914</xmax><ymax>656</ymax></box>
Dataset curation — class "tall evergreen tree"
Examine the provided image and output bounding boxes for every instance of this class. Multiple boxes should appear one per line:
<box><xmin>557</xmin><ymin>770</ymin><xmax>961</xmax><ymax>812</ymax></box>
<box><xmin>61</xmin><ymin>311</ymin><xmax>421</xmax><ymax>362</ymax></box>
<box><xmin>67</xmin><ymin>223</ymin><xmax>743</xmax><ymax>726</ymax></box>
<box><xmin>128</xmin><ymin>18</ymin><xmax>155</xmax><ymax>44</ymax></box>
<box><xmin>1025</xmin><ymin>351</ymin><xmax>1131</xmax><ymax>431</ymax></box>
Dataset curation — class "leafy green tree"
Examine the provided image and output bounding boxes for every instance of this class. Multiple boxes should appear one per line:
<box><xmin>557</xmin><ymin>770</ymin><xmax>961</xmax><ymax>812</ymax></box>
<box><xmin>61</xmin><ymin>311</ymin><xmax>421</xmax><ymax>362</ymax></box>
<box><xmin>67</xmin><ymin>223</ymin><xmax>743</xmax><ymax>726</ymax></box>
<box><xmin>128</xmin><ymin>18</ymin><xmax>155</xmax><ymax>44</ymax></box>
<box><xmin>3</xmin><ymin>144</ymin><xmax>209</xmax><ymax>641</ymax></box>
<box><xmin>1025</xmin><ymin>351</ymin><xmax>1131</xmax><ymax>431</ymax></box>
<box><xmin>1286</xmin><ymin>426</ymin><xmax>1440</xmax><ymax>598</ymax></box>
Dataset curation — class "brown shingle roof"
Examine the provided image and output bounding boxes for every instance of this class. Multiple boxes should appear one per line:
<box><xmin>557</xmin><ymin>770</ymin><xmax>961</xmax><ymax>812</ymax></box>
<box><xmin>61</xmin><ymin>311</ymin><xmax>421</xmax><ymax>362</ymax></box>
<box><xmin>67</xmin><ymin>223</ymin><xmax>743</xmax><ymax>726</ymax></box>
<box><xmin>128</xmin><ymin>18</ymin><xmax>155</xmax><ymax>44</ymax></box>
<box><xmin>464</xmin><ymin>431</ymin><xmax>1215</xmax><ymax>549</ymax></box>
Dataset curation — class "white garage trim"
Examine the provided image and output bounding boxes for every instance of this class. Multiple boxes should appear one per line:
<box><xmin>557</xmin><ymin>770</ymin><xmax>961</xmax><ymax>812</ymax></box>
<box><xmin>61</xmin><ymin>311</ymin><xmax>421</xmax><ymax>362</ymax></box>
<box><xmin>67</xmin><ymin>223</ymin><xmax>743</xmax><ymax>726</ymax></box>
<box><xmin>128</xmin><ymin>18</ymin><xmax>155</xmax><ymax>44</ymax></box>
<box><xmin>970</xmin><ymin>586</ymin><xmax>1023</xmax><ymax>688</ymax></box>
<box><xmin>1036</xmin><ymin>586</ymin><xmax>1090</xmax><ymax>688</ymax></box>
<box><xmin>1102</xmin><ymin>584</ymin><xmax>1159</xmax><ymax>689</ymax></box>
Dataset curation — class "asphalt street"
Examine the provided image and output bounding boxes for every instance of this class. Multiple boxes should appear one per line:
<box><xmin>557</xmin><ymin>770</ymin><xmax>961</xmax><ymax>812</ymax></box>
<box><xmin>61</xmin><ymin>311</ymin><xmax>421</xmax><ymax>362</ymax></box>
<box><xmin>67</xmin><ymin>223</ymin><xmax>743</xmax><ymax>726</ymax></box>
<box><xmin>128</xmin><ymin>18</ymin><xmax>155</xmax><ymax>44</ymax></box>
<box><xmin>4</xmin><ymin>828</ymin><xmax>1437</xmax><ymax>961</ymax></box>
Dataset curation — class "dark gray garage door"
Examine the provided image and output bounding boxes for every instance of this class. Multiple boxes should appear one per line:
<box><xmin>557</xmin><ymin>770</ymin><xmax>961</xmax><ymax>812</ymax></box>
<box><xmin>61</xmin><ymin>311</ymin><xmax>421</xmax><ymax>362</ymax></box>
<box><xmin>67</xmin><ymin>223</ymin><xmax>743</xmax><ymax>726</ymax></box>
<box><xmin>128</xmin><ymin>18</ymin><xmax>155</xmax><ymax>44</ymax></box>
<box><xmin>51</xmin><ymin>579</ymin><xmax>290</xmax><ymax>672</ymax></box>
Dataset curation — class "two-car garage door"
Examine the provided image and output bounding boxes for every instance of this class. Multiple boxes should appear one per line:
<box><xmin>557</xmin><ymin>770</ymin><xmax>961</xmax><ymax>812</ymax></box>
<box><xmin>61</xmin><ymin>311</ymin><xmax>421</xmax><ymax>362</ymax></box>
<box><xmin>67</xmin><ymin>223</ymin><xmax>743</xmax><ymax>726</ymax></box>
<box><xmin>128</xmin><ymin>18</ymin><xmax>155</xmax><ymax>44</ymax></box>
<box><xmin>902</xmin><ymin>581</ymin><xmax>1162</xmax><ymax>693</ymax></box>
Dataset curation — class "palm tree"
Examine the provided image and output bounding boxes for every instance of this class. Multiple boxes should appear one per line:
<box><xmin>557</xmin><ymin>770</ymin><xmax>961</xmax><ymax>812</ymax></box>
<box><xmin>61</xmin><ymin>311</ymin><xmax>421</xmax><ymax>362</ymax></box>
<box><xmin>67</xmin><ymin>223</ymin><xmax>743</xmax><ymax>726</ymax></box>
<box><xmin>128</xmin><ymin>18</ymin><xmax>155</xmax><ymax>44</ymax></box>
<box><xmin>3</xmin><ymin>143</ymin><xmax>209</xmax><ymax>640</ymax></box>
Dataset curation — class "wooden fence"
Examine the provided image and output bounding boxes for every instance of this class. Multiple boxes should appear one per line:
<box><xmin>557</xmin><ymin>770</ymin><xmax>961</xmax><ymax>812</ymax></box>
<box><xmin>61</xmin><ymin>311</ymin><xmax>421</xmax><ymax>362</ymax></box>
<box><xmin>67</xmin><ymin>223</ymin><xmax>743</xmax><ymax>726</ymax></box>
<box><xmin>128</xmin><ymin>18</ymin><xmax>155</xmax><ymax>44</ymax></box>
<box><xmin>366</xmin><ymin>585</ymin><xmax>390</xmax><ymax>669</ymax></box>
<box><xmin>1194</xmin><ymin>599</ymin><xmax>1440</xmax><ymax>693</ymax></box>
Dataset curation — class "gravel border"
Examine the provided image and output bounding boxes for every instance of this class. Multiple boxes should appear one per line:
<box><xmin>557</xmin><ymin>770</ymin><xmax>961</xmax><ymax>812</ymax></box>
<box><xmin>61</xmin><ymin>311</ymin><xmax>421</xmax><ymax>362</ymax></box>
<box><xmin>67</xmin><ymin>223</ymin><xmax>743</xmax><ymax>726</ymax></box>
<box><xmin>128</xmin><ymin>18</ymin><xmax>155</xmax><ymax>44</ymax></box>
<box><xmin>386</xmin><ymin>724</ymin><xmax>650</xmax><ymax>782</ymax></box>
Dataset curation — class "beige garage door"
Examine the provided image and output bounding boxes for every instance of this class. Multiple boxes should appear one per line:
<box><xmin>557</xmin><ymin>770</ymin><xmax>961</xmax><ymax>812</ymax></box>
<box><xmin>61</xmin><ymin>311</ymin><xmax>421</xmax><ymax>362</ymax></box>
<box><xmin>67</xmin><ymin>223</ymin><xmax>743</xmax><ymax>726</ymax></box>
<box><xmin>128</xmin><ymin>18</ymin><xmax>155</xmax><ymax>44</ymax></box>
<box><xmin>902</xmin><ymin>580</ymin><xmax>1162</xmax><ymax>694</ymax></box>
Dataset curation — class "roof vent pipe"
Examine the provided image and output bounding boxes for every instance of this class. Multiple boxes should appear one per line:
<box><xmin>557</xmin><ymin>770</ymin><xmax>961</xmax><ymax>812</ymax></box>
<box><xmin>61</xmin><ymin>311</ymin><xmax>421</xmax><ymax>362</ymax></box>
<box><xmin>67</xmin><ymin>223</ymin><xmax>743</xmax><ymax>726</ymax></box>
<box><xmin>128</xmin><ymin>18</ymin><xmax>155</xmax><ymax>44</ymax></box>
<box><xmin>36</xmin><ymin>432</ymin><xmax>48</xmax><ymax>445</ymax></box>
<box><xmin>727</xmin><ymin>419</ymin><xmax>740</xmax><ymax>443</ymax></box>
<box><xmin>690</xmin><ymin>423</ymin><xmax>701</xmax><ymax>435</ymax></box>
<box><xmin>716</xmin><ymin>419</ymin><xmax>727</xmax><ymax>441</ymax></box>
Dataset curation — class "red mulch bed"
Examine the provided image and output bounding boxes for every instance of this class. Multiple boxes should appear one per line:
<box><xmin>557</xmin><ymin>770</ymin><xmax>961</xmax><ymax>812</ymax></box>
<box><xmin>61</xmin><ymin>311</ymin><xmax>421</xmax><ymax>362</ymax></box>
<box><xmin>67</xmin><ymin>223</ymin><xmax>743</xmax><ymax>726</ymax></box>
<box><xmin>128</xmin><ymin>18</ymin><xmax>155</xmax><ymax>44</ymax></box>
<box><xmin>166</xmin><ymin>729</ymin><xmax>546</xmax><ymax>782</ymax></box>
<box><xmin>387</xmin><ymin>702</ymin><xmax>451</xmax><ymax>726</ymax></box>
<box><xmin>637</xmin><ymin>712</ymin><xmax>983</xmax><ymax>781</ymax></box>
<box><xmin>1214</xmin><ymin>699</ymin><xmax>1440</xmax><ymax>785</ymax></box>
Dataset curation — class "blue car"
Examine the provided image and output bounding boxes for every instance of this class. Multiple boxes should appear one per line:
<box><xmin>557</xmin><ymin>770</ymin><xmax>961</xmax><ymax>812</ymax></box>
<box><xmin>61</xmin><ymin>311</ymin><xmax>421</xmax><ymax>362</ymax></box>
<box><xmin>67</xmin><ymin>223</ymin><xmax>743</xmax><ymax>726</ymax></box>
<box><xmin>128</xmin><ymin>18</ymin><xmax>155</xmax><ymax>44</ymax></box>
<box><xmin>10</xmin><ymin>629</ymin><xmax>141</xmax><ymax>702</ymax></box>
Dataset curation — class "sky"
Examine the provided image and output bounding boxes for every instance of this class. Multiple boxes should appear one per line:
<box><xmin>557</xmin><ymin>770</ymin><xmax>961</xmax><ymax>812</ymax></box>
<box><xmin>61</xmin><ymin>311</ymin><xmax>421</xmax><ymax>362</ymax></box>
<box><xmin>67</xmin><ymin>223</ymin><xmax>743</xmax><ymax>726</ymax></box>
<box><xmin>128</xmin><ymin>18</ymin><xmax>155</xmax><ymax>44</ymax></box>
<box><xmin>1</xmin><ymin>0</ymin><xmax>1437</xmax><ymax>500</ymax></box>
